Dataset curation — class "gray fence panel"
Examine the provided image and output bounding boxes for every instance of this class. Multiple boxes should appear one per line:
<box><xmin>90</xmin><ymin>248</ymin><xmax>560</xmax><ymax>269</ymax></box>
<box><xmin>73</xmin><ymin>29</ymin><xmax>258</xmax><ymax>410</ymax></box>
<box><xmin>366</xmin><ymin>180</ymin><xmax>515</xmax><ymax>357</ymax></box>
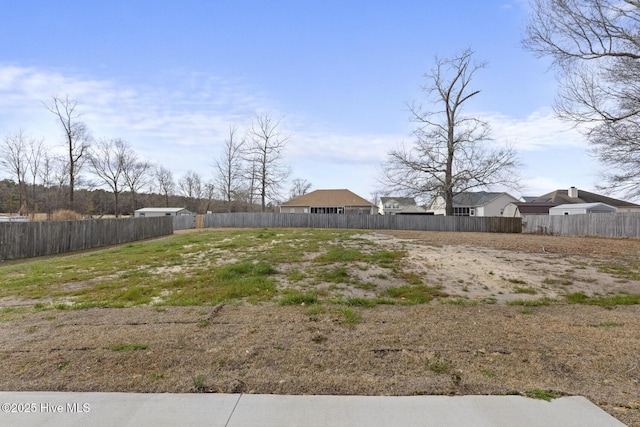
<box><xmin>173</xmin><ymin>215</ymin><xmax>196</xmax><ymax>230</ymax></box>
<box><xmin>0</xmin><ymin>217</ymin><xmax>174</xmax><ymax>261</ymax></box>
<box><xmin>202</xmin><ymin>213</ymin><xmax>522</xmax><ymax>233</ymax></box>
<box><xmin>522</xmin><ymin>213</ymin><xmax>640</xmax><ymax>238</ymax></box>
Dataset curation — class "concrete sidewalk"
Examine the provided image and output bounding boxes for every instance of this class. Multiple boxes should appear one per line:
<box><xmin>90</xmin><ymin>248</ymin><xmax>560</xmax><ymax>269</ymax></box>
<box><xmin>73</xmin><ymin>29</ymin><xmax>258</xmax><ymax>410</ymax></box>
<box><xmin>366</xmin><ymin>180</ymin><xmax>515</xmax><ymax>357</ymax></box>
<box><xmin>0</xmin><ymin>392</ymin><xmax>627</xmax><ymax>426</ymax></box>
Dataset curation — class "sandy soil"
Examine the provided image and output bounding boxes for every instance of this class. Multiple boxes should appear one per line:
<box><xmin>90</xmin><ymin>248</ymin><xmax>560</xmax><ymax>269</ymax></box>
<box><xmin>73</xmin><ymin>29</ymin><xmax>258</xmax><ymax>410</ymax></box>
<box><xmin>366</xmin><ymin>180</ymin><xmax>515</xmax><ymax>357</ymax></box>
<box><xmin>0</xmin><ymin>231</ymin><xmax>639</xmax><ymax>425</ymax></box>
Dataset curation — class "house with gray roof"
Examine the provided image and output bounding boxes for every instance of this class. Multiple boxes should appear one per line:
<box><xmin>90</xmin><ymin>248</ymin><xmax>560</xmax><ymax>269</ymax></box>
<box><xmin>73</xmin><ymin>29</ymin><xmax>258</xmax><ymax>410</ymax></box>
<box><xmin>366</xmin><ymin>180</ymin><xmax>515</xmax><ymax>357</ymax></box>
<box><xmin>504</xmin><ymin>186</ymin><xmax>640</xmax><ymax>217</ymax></box>
<box><xmin>428</xmin><ymin>191</ymin><xmax>520</xmax><ymax>216</ymax></box>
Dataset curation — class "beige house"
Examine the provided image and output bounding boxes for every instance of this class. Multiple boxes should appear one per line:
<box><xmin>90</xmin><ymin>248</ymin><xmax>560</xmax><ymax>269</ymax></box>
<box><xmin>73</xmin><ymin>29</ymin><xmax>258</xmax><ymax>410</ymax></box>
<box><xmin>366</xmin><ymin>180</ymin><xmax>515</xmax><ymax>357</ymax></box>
<box><xmin>429</xmin><ymin>191</ymin><xmax>520</xmax><ymax>216</ymax></box>
<box><xmin>279</xmin><ymin>189</ymin><xmax>376</xmax><ymax>215</ymax></box>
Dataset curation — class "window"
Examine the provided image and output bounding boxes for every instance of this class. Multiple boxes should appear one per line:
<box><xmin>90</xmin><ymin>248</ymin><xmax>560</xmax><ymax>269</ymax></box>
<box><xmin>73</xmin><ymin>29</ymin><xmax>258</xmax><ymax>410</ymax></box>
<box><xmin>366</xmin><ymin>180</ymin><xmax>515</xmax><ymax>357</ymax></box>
<box><xmin>289</xmin><ymin>208</ymin><xmax>295</xmax><ymax>213</ymax></box>
<box><xmin>303</xmin><ymin>208</ymin><xmax>308</xmax><ymax>213</ymax></box>
<box><xmin>452</xmin><ymin>207</ymin><xmax>471</xmax><ymax>216</ymax></box>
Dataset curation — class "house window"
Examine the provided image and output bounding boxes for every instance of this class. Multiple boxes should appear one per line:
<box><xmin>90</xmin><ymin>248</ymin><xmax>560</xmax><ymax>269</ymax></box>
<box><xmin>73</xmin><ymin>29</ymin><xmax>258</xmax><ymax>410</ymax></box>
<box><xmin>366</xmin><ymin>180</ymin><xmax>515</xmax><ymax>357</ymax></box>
<box><xmin>289</xmin><ymin>208</ymin><xmax>295</xmax><ymax>213</ymax></box>
<box><xmin>311</xmin><ymin>207</ymin><xmax>339</xmax><ymax>214</ymax></box>
<box><xmin>393</xmin><ymin>203</ymin><xmax>399</xmax><ymax>208</ymax></box>
<box><xmin>469</xmin><ymin>208</ymin><xmax>475</xmax><ymax>216</ymax></box>
<box><xmin>303</xmin><ymin>208</ymin><xmax>308</xmax><ymax>213</ymax></box>
<box><xmin>384</xmin><ymin>204</ymin><xmax>391</xmax><ymax>208</ymax></box>
<box><xmin>452</xmin><ymin>207</ymin><xmax>471</xmax><ymax>216</ymax></box>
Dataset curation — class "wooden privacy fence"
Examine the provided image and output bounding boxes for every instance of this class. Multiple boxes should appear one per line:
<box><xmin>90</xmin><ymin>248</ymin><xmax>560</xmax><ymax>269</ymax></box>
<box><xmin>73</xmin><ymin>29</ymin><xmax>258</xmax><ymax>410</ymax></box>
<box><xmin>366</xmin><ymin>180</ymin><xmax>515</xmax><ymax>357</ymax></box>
<box><xmin>173</xmin><ymin>214</ymin><xmax>196</xmax><ymax>231</ymax></box>
<box><xmin>0</xmin><ymin>217</ymin><xmax>173</xmax><ymax>260</ymax></box>
<box><xmin>522</xmin><ymin>213</ymin><xmax>640</xmax><ymax>238</ymax></box>
<box><xmin>203</xmin><ymin>213</ymin><xmax>522</xmax><ymax>233</ymax></box>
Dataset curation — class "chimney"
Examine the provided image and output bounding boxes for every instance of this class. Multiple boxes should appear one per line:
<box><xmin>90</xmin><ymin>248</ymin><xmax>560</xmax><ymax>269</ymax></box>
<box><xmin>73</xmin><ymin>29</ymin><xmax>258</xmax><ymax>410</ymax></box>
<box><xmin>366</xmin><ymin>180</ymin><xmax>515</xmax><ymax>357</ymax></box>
<box><xmin>568</xmin><ymin>186</ymin><xmax>578</xmax><ymax>198</ymax></box>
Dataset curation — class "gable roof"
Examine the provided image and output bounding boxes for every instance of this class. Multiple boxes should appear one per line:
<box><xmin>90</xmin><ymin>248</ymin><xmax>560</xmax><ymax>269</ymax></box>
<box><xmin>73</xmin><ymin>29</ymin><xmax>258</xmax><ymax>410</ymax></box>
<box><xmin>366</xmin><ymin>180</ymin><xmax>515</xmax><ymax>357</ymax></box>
<box><xmin>452</xmin><ymin>191</ymin><xmax>511</xmax><ymax>207</ymax></box>
<box><xmin>534</xmin><ymin>189</ymin><xmax>640</xmax><ymax>208</ymax></box>
<box><xmin>135</xmin><ymin>207</ymin><xmax>190</xmax><ymax>214</ymax></box>
<box><xmin>551</xmin><ymin>202</ymin><xmax>617</xmax><ymax>211</ymax></box>
<box><xmin>380</xmin><ymin>197</ymin><xmax>417</xmax><ymax>206</ymax></box>
<box><xmin>513</xmin><ymin>202</ymin><xmax>557</xmax><ymax>215</ymax></box>
<box><xmin>281</xmin><ymin>189</ymin><xmax>375</xmax><ymax>207</ymax></box>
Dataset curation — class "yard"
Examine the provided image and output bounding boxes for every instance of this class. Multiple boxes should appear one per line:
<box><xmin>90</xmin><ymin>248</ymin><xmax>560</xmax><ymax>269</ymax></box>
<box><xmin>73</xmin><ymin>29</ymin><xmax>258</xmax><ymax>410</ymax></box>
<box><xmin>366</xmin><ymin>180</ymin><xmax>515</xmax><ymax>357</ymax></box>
<box><xmin>0</xmin><ymin>229</ymin><xmax>639</xmax><ymax>425</ymax></box>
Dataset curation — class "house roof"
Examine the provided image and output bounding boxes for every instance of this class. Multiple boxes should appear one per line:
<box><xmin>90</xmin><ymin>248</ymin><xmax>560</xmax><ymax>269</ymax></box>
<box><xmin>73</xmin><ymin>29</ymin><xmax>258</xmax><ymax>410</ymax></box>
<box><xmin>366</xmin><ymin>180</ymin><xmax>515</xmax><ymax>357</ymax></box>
<box><xmin>380</xmin><ymin>197</ymin><xmax>417</xmax><ymax>206</ymax></box>
<box><xmin>281</xmin><ymin>189</ymin><xmax>374</xmax><ymax>207</ymax></box>
<box><xmin>514</xmin><ymin>202</ymin><xmax>557</xmax><ymax>214</ymax></box>
<box><xmin>135</xmin><ymin>207</ymin><xmax>190</xmax><ymax>213</ymax></box>
<box><xmin>550</xmin><ymin>202</ymin><xmax>617</xmax><ymax>211</ymax></box>
<box><xmin>452</xmin><ymin>191</ymin><xmax>511</xmax><ymax>207</ymax></box>
<box><xmin>534</xmin><ymin>189</ymin><xmax>640</xmax><ymax>208</ymax></box>
<box><xmin>398</xmin><ymin>205</ymin><xmax>427</xmax><ymax>213</ymax></box>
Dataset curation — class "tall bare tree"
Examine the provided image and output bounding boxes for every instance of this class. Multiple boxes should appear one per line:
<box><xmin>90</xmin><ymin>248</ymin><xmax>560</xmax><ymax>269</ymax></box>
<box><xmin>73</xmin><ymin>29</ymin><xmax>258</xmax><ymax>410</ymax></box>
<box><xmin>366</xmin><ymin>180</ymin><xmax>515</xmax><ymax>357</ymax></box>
<box><xmin>524</xmin><ymin>0</ymin><xmax>640</xmax><ymax>199</ymax></box>
<box><xmin>155</xmin><ymin>166</ymin><xmax>175</xmax><ymax>207</ymax></box>
<box><xmin>1</xmin><ymin>130</ymin><xmax>30</xmax><ymax>213</ymax></box>
<box><xmin>244</xmin><ymin>114</ymin><xmax>291</xmax><ymax>212</ymax></box>
<box><xmin>122</xmin><ymin>149</ymin><xmax>151</xmax><ymax>213</ymax></box>
<box><xmin>289</xmin><ymin>178</ymin><xmax>312</xmax><ymax>199</ymax></box>
<box><xmin>88</xmin><ymin>138</ymin><xmax>128</xmax><ymax>217</ymax></box>
<box><xmin>26</xmin><ymin>136</ymin><xmax>45</xmax><ymax>215</ymax></box>
<box><xmin>382</xmin><ymin>49</ymin><xmax>518</xmax><ymax>215</ymax></box>
<box><xmin>214</xmin><ymin>125</ymin><xmax>245</xmax><ymax>212</ymax></box>
<box><xmin>178</xmin><ymin>170</ymin><xmax>203</xmax><ymax>212</ymax></box>
<box><xmin>45</xmin><ymin>95</ymin><xmax>92</xmax><ymax>209</ymax></box>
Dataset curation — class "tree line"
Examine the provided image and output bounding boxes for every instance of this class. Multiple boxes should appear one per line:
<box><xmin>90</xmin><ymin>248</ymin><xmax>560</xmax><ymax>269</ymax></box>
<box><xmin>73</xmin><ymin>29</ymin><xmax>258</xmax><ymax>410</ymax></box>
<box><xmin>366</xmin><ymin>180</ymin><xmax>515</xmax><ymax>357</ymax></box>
<box><xmin>0</xmin><ymin>96</ymin><xmax>308</xmax><ymax>218</ymax></box>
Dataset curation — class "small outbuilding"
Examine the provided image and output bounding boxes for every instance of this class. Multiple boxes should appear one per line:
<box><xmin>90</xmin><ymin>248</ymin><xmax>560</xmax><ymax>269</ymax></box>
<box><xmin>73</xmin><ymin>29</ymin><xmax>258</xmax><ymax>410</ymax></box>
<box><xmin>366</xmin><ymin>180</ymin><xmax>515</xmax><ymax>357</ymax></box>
<box><xmin>134</xmin><ymin>207</ymin><xmax>193</xmax><ymax>218</ymax></box>
<box><xmin>549</xmin><ymin>203</ymin><xmax>617</xmax><ymax>216</ymax></box>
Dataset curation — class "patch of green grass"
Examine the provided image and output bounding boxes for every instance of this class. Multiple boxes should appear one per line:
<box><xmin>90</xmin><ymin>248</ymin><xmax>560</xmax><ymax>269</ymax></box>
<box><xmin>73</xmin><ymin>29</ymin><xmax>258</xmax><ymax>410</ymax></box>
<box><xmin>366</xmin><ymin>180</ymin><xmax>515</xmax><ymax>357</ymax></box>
<box><xmin>109</xmin><ymin>343</ymin><xmax>149</xmax><ymax>352</ymax></box>
<box><xmin>481</xmin><ymin>368</ymin><xmax>496</xmax><ymax>378</ymax></box>
<box><xmin>506</xmin><ymin>298</ymin><xmax>555</xmax><ymax>307</ymax></box>
<box><xmin>598</xmin><ymin>264</ymin><xmax>640</xmax><ymax>280</ymax></box>
<box><xmin>440</xmin><ymin>298</ymin><xmax>476</xmax><ymax>306</ymax></box>
<box><xmin>596</xmin><ymin>322</ymin><xmax>621</xmax><ymax>327</ymax></box>
<box><xmin>279</xmin><ymin>292</ymin><xmax>319</xmax><ymax>306</ymax></box>
<box><xmin>314</xmin><ymin>247</ymin><xmax>365</xmax><ymax>264</ymax></box>
<box><xmin>524</xmin><ymin>388</ymin><xmax>560</xmax><ymax>402</ymax></box>
<box><xmin>385</xmin><ymin>285</ymin><xmax>447</xmax><ymax>304</ymax></box>
<box><xmin>507</xmin><ymin>278</ymin><xmax>527</xmax><ymax>285</ymax></box>
<box><xmin>565</xmin><ymin>292</ymin><xmax>640</xmax><ymax>307</ymax></box>
<box><xmin>335</xmin><ymin>308</ymin><xmax>361</xmax><ymax>326</ymax></box>
<box><xmin>318</xmin><ymin>266</ymin><xmax>350</xmax><ymax>283</ymax></box>
<box><xmin>342</xmin><ymin>297</ymin><xmax>377</xmax><ymax>308</ymax></box>
<box><xmin>427</xmin><ymin>359</ymin><xmax>451</xmax><ymax>374</ymax></box>
<box><xmin>513</xmin><ymin>287</ymin><xmax>537</xmax><ymax>295</ymax></box>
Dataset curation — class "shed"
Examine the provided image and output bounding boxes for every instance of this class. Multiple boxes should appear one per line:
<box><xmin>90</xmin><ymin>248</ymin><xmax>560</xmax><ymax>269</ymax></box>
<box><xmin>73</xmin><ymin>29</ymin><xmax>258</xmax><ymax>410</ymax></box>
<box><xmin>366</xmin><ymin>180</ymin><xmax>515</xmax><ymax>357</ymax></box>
<box><xmin>134</xmin><ymin>207</ymin><xmax>193</xmax><ymax>218</ymax></box>
<box><xmin>549</xmin><ymin>203</ymin><xmax>617</xmax><ymax>216</ymax></box>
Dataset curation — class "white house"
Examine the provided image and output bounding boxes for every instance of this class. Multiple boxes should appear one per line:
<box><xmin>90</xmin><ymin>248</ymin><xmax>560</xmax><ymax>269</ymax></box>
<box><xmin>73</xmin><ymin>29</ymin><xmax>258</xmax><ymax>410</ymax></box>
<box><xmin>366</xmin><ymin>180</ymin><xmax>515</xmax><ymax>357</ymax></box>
<box><xmin>134</xmin><ymin>207</ymin><xmax>193</xmax><ymax>218</ymax></box>
<box><xmin>549</xmin><ymin>203</ymin><xmax>617</xmax><ymax>216</ymax></box>
<box><xmin>429</xmin><ymin>191</ymin><xmax>520</xmax><ymax>216</ymax></box>
<box><xmin>378</xmin><ymin>197</ymin><xmax>426</xmax><ymax>215</ymax></box>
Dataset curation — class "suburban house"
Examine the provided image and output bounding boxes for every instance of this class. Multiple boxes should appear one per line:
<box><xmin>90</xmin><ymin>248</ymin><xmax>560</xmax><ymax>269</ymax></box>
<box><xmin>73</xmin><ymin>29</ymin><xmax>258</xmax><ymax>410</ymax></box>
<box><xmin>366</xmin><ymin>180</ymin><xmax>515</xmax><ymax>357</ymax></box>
<box><xmin>549</xmin><ymin>202</ymin><xmax>617</xmax><ymax>216</ymax></box>
<box><xmin>378</xmin><ymin>197</ymin><xmax>427</xmax><ymax>215</ymax></box>
<box><xmin>428</xmin><ymin>191</ymin><xmax>520</xmax><ymax>216</ymax></box>
<box><xmin>279</xmin><ymin>189</ymin><xmax>376</xmax><ymax>215</ymax></box>
<box><xmin>134</xmin><ymin>207</ymin><xmax>193</xmax><ymax>218</ymax></box>
<box><xmin>504</xmin><ymin>186</ymin><xmax>640</xmax><ymax>217</ymax></box>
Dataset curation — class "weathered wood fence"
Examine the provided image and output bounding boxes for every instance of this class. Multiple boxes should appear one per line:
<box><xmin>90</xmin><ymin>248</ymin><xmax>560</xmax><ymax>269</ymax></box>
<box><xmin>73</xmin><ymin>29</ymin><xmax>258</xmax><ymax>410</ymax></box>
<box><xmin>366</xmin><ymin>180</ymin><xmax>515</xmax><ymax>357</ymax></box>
<box><xmin>173</xmin><ymin>214</ymin><xmax>196</xmax><ymax>230</ymax></box>
<box><xmin>203</xmin><ymin>213</ymin><xmax>523</xmax><ymax>233</ymax></box>
<box><xmin>522</xmin><ymin>213</ymin><xmax>640</xmax><ymax>238</ymax></box>
<box><xmin>0</xmin><ymin>217</ymin><xmax>173</xmax><ymax>260</ymax></box>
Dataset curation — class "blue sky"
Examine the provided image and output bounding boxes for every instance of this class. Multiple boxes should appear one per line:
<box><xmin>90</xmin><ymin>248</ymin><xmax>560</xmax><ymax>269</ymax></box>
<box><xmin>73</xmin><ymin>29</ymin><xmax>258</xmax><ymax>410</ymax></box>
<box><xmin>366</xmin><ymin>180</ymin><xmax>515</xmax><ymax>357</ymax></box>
<box><xmin>0</xmin><ymin>0</ymin><xmax>602</xmax><ymax>203</ymax></box>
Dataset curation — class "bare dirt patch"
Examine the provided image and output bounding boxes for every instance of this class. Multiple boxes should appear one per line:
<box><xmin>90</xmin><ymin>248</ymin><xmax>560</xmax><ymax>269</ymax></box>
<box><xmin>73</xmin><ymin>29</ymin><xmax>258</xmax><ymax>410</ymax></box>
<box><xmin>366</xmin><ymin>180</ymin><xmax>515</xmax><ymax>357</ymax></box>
<box><xmin>1</xmin><ymin>231</ymin><xmax>639</xmax><ymax>425</ymax></box>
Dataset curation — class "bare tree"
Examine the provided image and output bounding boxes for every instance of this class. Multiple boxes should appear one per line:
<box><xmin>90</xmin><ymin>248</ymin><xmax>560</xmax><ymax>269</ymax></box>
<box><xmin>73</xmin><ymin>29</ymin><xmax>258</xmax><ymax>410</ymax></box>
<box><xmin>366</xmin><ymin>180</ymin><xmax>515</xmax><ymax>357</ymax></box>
<box><xmin>122</xmin><ymin>150</ymin><xmax>151</xmax><ymax>213</ymax></box>
<box><xmin>524</xmin><ymin>0</ymin><xmax>640</xmax><ymax>199</ymax></box>
<box><xmin>26</xmin><ymin>137</ymin><xmax>45</xmax><ymax>215</ymax></box>
<box><xmin>244</xmin><ymin>114</ymin><xmax>291</xmax><ymax>212</ymax></box>
<box><xmin>289</xmin><ymin>178</ymin><xmax>312</xmax><ymax>199</ymax></box>
<box><xmin>178</xmin><ymin>170</ymin><xmax>203</xmax><ymax>212</ymax></box>
<box><xmin>382</xmin><ymin>49</ymin><xmax>518</xmax><ymax>215</ymax></box>
<box><xmin>214</xmin><ymin>125</ymin><xmax>245</xmax><ymax>212</ymax></box>
<box><xmin>89</xmin><ymin>138</ymin><xmax>128</xmax><ymax>217</ymax></box>
<box><xmin>45</xmin><ymin>95</ymin><xmax>92</xmax><ymax>209</ymax></box>
<box><xmin>1</xmin><ymin>130</ymin><xmax>30</xmax><ymax>213</ymax></box>
<box><xmin>39</xmin><ymin>152</ymin><xmax>59</xmax><ymax>219</ymax></box>
<box><xmin>155</xmin><ymin>166</ymin><xmax>175</xmax><ymax>207</ymax></box>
